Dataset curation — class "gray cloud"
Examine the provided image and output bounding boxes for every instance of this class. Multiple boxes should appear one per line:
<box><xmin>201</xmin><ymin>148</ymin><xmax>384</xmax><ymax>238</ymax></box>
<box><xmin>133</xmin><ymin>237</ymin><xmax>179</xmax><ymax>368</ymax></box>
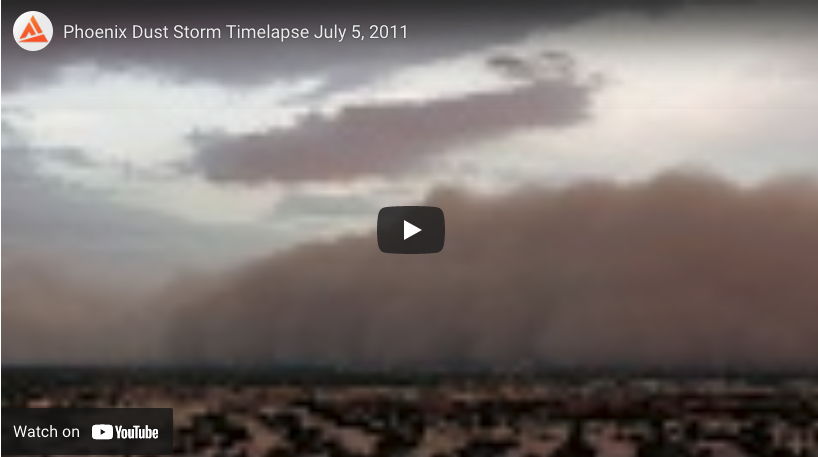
<box><xmin>191</xmin><ymin>58</ymin><xmax>597</xmax><ymax>182</ymax></box>
<box><xmin>162</xmin><ymin>172</ymin><xmax>818</xmax><ymax>372</ymax></box>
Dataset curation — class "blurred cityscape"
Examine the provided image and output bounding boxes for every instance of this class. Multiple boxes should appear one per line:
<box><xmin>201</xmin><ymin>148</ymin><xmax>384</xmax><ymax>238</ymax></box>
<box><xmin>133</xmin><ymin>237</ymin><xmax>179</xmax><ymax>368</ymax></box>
<box><xmin>4</xmin><ymin>369</ymin><xmax>817</xmax><ymax>456</ymax></box>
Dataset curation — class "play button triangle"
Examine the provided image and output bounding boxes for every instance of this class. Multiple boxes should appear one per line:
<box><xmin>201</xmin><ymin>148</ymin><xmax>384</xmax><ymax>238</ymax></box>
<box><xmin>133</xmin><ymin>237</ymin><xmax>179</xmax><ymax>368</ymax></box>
<box><xmin>404</xmin><ymin>220</ymin><xmax>421</xmax><ymax>240</ymax></box>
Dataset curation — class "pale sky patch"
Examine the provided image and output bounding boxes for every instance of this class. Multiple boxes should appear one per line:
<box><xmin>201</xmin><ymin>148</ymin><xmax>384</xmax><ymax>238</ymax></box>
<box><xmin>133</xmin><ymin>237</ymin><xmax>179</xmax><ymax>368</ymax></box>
<box><xmin>4</xmin><ymin>64</ymin><xmax>323</xmax><ymax>170</ymax></box>
<box><xmin>430</xmin><ymin>5</ymin><xmax>818</xmax><ymax>190</ymax></box>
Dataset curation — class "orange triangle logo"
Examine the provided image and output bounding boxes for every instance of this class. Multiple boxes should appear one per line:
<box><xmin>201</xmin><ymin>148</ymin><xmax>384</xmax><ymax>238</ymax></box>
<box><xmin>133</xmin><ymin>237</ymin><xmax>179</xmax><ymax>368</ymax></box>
<box><xmin>19</xmin><ymin>16</ymin><xmax>48</xmax><ymax>42</ymax></box>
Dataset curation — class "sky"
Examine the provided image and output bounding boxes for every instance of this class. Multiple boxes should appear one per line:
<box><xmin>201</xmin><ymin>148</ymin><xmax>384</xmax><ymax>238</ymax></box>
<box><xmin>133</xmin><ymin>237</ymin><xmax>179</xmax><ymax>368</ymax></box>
<box><xmin>3</xmin><ymin>0</ymin><xmax>818</xmax><ymax>369</ymax></box>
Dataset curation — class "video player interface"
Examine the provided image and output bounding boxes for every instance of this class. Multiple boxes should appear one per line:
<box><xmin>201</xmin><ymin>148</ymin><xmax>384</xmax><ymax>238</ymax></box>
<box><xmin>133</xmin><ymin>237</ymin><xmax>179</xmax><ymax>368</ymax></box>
<box><xmin>3</xmin><ymin>1</ymin><xmax>818</xmax><ymax>455</ymax></box>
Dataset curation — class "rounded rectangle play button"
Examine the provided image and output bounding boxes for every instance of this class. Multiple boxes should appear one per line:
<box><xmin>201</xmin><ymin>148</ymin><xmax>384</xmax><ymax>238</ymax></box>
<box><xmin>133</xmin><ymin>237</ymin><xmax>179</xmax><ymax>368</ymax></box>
<box><xmin>378</xmin><ymin>206</ymin><xmax>445</xmax><ymax>254</ymax></box>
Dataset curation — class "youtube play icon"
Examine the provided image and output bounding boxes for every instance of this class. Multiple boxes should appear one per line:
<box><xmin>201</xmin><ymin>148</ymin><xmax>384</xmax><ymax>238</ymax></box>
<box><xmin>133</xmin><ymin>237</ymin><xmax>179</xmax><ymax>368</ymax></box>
<box><xmin>377</xmin><ymin>206</ymin><xmax>445</xmax><ymax>254</ymax></box>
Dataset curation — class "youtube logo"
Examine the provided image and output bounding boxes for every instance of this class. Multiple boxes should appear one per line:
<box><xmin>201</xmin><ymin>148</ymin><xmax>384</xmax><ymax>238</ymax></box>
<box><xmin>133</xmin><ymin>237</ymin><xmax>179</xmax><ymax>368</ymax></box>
<box><xmin>377</xmin><ymin>206</ymin><xmax>445</xmax><ymax>254</ymax></box>
<box><xmin>92</xmin><ymin>424</ymin><xmax>113</xmax><ymax>440</ymax></box>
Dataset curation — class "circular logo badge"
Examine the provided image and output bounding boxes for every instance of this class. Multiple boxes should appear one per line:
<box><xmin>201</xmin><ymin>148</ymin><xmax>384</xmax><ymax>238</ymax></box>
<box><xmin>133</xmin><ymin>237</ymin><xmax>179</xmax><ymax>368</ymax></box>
<box><xmin>14</xmin><ymin>11</ymin><xmax>53</xmax><ymax>51</ymax></box>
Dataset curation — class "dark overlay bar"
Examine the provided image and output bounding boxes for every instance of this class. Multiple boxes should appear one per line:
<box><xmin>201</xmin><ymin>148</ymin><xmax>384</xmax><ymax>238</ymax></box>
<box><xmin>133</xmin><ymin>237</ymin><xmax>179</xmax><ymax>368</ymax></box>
<box><xmin>1</xmin><ymin>408</ymin><xmax>173</xmax><ymax>455</ymax></box>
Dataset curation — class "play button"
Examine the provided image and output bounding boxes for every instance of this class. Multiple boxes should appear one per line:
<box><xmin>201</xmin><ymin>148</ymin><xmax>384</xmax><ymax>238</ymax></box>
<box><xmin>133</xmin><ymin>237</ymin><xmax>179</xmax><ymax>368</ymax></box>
<box><xmin>404</xmin><ymin>220</ymin><xmax>421</xmax><ymax>240</ymax></box>
<box><xmin>378</xmin><ymin>206</ymin><xmax>445</xmax><ymax>254</ymax></box>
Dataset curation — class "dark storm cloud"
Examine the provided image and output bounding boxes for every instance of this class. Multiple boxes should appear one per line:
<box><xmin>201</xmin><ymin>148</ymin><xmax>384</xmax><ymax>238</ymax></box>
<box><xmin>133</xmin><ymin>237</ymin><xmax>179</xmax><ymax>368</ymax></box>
<box><xmin>191</xmin><ymin>58</ymin><xmax>597</xmax><ymax>182</ymax></box>
<box><xmin>163</xmin><ymin>172</ymin><xmax>818</xmax><ymax>372</ymax></box>
<box><xmin>2</xmin><ymin>0</ymin><xmax>753</xmax><ymax>91</ymax></box>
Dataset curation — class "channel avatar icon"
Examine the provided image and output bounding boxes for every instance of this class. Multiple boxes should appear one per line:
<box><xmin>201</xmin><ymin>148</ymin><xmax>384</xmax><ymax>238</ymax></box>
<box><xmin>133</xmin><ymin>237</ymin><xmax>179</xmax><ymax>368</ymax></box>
<box><xmin>14</xmin><ymin>11</ymin><xmax>53</xmax><ymax>51</ymax></box>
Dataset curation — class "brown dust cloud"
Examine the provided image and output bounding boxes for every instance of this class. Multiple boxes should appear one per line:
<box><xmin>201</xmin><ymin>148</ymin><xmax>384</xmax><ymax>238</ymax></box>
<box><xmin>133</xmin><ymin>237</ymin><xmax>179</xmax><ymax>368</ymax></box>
<box><xmin>6</xmin><ymin>172</ymin><xmax>818</xmax><ymax>373</ymax></box>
